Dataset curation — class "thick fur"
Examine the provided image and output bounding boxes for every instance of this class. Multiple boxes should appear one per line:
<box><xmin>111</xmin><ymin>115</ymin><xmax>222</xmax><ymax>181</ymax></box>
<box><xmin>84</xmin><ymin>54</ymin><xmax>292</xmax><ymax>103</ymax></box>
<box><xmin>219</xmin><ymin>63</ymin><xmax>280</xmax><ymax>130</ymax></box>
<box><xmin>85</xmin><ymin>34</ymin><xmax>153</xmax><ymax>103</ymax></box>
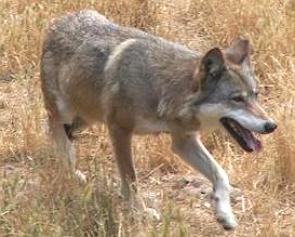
<box><xmin>40</xmin><ymin>10</ymin><xmax>276</xmax><ymax>230</ymax></box>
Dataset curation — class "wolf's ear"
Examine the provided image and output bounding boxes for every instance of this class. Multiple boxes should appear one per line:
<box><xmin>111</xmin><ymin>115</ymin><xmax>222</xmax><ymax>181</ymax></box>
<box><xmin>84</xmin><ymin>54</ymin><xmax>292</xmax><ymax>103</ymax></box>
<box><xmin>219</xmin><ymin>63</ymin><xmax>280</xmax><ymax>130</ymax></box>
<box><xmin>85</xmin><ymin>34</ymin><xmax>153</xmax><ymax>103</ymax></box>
<box><xmin>194</xmin><ymin>48</ymin><xmax>225</xmax><ymax>92</ymax></box>
<box><xmin>223</xmin><ymin>38</ymin><xmax>250</xmax><ymax>65</ymax></box>
<box><xmin>201</xmin><ymin>47</ymin><xmax>225</xmax><ymax>77</ymax></box>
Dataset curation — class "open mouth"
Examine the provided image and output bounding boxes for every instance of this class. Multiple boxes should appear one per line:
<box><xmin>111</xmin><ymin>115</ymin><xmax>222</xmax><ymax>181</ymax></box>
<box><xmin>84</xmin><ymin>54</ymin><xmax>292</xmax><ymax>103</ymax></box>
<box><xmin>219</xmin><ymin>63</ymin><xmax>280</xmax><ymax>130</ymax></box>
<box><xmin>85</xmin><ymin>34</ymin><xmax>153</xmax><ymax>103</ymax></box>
<box><xmin>220</xmin><ymin>117</ymin><xmax>262</xmax><ymax>152</ymax></box>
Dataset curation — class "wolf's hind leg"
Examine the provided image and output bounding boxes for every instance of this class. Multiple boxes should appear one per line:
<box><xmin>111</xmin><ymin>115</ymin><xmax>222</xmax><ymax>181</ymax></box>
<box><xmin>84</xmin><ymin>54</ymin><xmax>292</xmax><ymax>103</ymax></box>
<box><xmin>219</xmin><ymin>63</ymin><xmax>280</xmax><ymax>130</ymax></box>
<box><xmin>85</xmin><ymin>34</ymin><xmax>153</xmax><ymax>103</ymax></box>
<box><xmin>41</xmin><ymin>53</ymin><xmax>86</xmax><ymax>183</ymax></box>
<box><xmin>49</xmin><ymin>115</ymin><xmax>86</xmax><ymax>183</ymax></box>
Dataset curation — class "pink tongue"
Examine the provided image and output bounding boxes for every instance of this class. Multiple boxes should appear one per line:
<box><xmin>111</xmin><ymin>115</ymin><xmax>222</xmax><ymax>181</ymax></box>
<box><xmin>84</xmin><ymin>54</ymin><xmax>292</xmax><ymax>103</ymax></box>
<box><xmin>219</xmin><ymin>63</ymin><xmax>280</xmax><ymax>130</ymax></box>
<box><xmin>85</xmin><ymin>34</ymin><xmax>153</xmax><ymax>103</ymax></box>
<box><xmin>245</xmin><ymin>133</ymin><xmax>262</xmax><ymax>152</ymax></box>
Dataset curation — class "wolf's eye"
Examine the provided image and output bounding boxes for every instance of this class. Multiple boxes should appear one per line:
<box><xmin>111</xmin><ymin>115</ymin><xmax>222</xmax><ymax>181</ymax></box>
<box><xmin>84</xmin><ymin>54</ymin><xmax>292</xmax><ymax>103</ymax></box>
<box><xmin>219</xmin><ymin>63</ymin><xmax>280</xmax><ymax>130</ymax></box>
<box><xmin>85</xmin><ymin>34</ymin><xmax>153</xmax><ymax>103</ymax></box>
<box><xmin>232</xmin><ymin>95</ymin><xmax>245</xmax><ymax>103</ymax></box>
<box><xmin>254</xmin><ymin>91</ymin><xmax>259</xmax><ymax>98</ymax></box>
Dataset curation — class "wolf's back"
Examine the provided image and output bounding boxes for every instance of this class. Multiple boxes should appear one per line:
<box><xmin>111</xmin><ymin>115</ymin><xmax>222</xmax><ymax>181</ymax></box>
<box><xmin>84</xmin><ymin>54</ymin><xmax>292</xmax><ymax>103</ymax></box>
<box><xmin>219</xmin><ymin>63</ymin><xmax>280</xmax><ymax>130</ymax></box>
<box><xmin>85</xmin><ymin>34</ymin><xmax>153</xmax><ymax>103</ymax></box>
<box><xmin>42</xmin><ymin>10</ymin><xmax>115</xmax><ymax>59</ymax></box>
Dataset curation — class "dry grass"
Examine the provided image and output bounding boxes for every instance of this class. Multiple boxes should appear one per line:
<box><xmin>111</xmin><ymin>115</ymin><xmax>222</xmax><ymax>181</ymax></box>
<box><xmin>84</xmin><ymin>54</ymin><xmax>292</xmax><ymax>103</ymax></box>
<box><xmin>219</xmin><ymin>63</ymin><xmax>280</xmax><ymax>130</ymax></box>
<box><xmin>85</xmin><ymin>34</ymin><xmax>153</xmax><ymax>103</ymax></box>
<box><xmin>0</xmin><ymin>0</ymin><xmax>295</xmax><ymax>236</ymax></box>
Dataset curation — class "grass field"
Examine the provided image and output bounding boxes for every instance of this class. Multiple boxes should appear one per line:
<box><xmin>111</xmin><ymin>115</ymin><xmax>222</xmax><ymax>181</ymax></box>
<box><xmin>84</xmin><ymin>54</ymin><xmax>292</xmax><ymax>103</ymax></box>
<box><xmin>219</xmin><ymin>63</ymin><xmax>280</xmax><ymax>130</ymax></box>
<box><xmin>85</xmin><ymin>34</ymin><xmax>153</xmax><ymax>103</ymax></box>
<box><xmin>0</xmin><ymin>0</ymin><xmax>295</xmax><ymax>236</ymax></box>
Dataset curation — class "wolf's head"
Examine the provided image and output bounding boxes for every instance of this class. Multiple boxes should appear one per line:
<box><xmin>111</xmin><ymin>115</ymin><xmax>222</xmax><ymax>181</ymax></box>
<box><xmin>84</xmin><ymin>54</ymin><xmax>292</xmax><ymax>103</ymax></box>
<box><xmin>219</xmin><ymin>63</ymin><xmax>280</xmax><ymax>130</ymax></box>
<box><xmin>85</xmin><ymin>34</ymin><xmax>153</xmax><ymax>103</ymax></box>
<box><xmin>193</xmin><ymin>38</ymin><xmax>277</xmax><ymax>152</ymax></box>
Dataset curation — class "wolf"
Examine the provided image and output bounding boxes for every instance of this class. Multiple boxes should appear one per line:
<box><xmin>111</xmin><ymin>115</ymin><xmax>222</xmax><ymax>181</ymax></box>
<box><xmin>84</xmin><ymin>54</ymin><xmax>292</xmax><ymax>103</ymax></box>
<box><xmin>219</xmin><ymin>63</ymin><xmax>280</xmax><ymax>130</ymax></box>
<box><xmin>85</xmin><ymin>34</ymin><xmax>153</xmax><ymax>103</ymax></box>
<box><xmin>40</xmin><ymin>10</ymin><xmax>277</xmax><ymax>230</ymax></box>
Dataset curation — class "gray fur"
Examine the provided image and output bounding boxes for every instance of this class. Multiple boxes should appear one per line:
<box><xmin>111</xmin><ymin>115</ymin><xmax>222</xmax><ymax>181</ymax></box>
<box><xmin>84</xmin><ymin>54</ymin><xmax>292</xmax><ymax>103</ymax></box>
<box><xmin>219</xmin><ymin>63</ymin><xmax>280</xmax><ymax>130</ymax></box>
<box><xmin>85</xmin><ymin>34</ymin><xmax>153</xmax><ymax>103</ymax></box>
<box><xmin>40</xmin><ymin>10</ymin><xmax>276</xmax><ymax>230</ymax></box>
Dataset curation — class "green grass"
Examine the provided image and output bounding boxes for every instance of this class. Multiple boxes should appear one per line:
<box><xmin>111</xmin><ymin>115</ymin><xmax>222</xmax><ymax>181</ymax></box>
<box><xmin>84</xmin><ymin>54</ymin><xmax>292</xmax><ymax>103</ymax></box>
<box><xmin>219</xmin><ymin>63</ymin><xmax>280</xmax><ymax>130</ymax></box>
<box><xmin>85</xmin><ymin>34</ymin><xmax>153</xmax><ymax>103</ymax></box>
<box><xmin>0</xmin><ymin>0</ymin><xmax>295</xmax><ymax>236</ymax></box>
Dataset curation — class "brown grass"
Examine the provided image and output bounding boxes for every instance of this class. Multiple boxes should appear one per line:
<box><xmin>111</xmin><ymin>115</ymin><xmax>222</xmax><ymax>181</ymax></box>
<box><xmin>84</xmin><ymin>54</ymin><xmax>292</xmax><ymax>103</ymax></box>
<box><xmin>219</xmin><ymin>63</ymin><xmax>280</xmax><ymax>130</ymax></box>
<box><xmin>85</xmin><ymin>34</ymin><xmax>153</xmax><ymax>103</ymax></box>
<box><xmin>0</xmin><ymin>0</ymin><xmax>295</xmax><ymax>236</ymax></box>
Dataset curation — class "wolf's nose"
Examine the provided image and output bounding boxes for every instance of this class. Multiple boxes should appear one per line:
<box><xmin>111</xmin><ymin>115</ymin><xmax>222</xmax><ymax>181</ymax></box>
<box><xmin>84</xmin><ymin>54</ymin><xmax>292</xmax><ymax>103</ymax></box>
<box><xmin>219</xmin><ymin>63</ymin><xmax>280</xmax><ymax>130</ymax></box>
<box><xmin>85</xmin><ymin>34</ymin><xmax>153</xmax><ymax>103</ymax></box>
<box><xmin>264</xmin><ymin>122</ymin><xmax>277</xmax><ymax>133</ymax></box>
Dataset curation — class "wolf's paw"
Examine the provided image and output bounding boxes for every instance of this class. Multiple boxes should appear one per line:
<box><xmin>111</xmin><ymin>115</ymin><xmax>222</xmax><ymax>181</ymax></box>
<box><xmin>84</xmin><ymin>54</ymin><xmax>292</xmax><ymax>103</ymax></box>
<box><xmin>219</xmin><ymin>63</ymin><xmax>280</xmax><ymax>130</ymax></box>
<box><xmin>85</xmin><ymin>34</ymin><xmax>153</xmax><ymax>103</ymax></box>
<box><xmin>216</xmin><ymin>211</ymin><xmax>238</xmax><ymax>230</ymax></box>
<box><xmin>145</xmin><ymin>207</ymin><xmax>161</xmax><ymax>221</ymax></box>
<box><xmin>75</xmin><ymin>169</ymin><xmax>87</xmax><ymax>184</ymax></box>
<box><xmin>122</xmin><ymin>193</ymin><xmax>161</xmax><ymax>221</ymax></box>
<box><xmin>131</xmin><ymin>203</ymin><xmax>161</xmax><ymax>221</ymax></box>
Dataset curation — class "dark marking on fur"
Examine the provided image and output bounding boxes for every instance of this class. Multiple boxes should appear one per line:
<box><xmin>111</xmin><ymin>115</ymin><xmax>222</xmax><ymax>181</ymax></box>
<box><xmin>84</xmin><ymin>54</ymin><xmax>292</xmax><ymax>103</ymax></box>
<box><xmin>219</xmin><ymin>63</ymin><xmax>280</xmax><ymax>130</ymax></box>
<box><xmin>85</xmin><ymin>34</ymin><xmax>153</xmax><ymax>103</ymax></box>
<box><xmin>64</xmin><ymin>124</ymin><xmax>74</xmax><ymax>140</ymax></box>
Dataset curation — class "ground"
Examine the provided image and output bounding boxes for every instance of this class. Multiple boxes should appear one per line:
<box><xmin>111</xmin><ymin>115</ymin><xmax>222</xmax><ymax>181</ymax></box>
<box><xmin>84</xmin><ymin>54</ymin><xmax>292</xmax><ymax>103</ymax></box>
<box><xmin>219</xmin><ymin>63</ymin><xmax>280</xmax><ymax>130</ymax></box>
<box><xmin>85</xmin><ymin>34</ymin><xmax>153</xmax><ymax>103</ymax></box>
<box><xmin>0</xmin><ymin>0</ymin><xmax>295</xmax><ymax>236</ymax></box>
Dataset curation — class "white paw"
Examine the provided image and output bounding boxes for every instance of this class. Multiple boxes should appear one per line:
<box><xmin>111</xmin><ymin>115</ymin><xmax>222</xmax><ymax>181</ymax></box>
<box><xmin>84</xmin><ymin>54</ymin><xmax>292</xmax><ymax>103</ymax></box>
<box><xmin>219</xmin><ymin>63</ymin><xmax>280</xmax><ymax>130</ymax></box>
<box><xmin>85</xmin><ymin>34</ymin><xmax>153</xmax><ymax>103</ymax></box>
<box><xmin>75</xmin><ymin>169</ymin><xmax>87</xmax><ymax>184</ymax></box>
<box><xmin>145</xmin><ymin>207</ymin><xmax>161</xmax><ymax>221</ymax></box>
<box><xmin>216</xmin><ymin>211</ymin><xmax>238</xmax><ymax>230</ymax></box>
<box><xmin>212</xmin><ymin>196</ymin><xmax>237</xmax><ymax>230</ymax></box>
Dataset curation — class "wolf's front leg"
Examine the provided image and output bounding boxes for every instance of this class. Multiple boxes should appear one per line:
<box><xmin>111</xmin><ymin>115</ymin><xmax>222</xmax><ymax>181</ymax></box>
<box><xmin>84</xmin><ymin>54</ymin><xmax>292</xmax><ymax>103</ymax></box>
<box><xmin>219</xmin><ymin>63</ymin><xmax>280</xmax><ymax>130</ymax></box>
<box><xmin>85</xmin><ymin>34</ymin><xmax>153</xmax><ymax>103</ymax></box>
<box><xmin>171</xmin><ymin>132</ymin><xmax>237</xmax><ymax>230</ymax></box>
<box><xmin>108</xmin><ymin>120</ymin><xmax>161</xmax><ymax>220</ymax></box>
<box><xmin>108</xmin><ymin>122</ymin><xmax>137</xmax><ymax>200</ymax></box>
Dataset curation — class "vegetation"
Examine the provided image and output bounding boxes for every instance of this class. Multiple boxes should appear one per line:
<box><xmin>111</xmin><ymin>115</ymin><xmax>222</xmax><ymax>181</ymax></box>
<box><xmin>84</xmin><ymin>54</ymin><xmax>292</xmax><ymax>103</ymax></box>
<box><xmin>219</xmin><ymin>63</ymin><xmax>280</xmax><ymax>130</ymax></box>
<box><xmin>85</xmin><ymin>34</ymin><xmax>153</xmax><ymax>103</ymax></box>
<box><xmin>0</xmin><ymin>0</ymin><xmax>294</xmax><ymax>236</ymax></box>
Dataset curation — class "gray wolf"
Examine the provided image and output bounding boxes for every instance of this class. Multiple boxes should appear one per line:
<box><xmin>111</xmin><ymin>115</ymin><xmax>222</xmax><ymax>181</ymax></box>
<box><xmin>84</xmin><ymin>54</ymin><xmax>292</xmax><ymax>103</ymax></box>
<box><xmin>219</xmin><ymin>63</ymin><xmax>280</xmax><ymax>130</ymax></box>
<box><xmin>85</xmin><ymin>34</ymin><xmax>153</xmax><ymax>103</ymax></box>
<box><xmin>40</xmin><ymin>10</ymin><xmax>277</xmax><ymax>230</ymax></box>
